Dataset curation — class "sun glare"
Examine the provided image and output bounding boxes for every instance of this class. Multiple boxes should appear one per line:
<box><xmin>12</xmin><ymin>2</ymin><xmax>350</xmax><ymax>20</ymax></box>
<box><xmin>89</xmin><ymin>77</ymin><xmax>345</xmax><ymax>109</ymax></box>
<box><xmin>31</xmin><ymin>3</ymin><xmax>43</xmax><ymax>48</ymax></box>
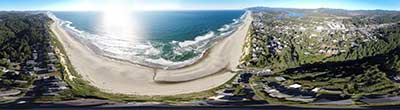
<box><xmin>100</xmin><ymin>4</ymin><xmax>139</xmax><ymax>41</ymax></box>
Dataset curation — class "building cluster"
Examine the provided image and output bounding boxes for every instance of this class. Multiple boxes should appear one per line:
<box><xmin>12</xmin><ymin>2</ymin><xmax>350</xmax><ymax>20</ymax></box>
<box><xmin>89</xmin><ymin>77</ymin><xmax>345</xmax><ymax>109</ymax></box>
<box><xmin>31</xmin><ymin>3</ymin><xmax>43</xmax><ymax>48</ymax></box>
<box><xmin>247</xmin><ymin>11</ymin><xmax>393</xmax><ymax>61</ymax></box>
<box><xmin>36</xmin><ymin>76</ymin><xmax>69</xmax><ymax>96</ymax></box>
<box><xmin>252</xmin><ymin>76</ymin><xmax>352</xmax><ymax>104</ymax></box>
<box><xmin>23</xmin><ymin>45</ymin><xmax>58</xmax><ymax>74</ymax></box>
<box><xmin>0</xmin><ymin>89</ymin><xmax>21</xmax><ymax>102</ymax></box>
<box><xmin>0</xmin><ymin>45</ymin><xmax>69</xmax><ymax>102</ymax></box>
<box><xmin>0</xmin><ymin>60</ymin><xmax>32</xmax><ymax>101</ymax></box>
<box><xmin>240</xmin><ymin>11</ymin><xmax>399</xmax><ymax>104</ymax></box>
<box><xmin>210</xmin><ymin>72</ymin><xmax>255</xmax><ymax>101</ymax></box>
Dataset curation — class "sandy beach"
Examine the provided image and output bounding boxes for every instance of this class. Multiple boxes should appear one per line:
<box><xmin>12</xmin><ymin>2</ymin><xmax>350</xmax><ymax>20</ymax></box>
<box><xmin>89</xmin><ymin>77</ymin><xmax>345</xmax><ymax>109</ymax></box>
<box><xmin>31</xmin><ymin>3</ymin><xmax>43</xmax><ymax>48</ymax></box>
<box><xmin>50</xmin><ymin>12</ymin><xmax>252</xmax><ymax>95</ymax></box>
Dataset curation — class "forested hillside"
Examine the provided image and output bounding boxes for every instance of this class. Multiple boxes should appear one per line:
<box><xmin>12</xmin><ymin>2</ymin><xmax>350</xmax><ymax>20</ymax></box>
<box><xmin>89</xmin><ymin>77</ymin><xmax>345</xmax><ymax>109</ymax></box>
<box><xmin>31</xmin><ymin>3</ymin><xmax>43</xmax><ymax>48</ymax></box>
<box><xmin>244</xmin><ymin>8</ymin><xmax>400</xmax><ymax>104</ymax></box>
<box><xmin>243</xmin><ymin>9</ymin><xmax>400</xmax><ymax>71</ymax></box>
<box><xmin>0</xmin><ymin>12</ymin><xmax>53</xmax><ymax>63</ymax></box>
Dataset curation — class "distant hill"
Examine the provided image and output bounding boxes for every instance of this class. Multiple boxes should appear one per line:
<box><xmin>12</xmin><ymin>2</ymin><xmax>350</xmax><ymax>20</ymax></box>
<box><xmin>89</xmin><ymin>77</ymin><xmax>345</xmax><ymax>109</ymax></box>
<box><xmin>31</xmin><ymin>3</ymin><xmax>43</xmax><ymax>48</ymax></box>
<box><xmin>246</xmin><ymin>7</ymin><xmax>400</xmax><ymax>16</ymax></box>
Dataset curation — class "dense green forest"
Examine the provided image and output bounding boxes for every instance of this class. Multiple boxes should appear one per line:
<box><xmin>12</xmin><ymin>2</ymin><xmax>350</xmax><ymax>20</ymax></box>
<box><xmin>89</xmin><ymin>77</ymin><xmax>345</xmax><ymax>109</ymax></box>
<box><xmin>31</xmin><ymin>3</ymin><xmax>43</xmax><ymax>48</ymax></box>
<box><xmin>280</xmin><ymin>47</ymin><xmax>400</xmax><ymax>96</ymax></box>
<box><xmin>0</xmin><ymin>12</ymin><xmax>53</xmax><ymax>63</ymax></box>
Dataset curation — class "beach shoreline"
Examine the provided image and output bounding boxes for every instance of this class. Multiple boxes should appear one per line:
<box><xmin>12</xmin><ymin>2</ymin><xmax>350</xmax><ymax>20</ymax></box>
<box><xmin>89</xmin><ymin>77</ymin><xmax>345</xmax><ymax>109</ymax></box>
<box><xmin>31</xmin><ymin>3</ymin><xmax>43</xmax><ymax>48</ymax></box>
<box><xmin>50</xmin><ymin>11</ymin><xmax>253</xmax><ymax>95</ymax></box>
<box><xmin>58</xmin><ymin>11</ymin><xmax>248</xmax><ymax>70</ymax></box>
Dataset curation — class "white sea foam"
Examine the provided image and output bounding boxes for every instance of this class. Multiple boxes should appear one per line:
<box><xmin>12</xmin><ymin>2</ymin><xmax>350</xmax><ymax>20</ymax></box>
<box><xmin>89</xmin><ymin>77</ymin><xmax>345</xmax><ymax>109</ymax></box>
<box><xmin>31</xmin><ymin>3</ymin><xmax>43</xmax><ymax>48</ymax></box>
<box><xmin>220</xmin><ymin>30</ymin><xmax>235</xmax><ymax>36</ymax></box>
<box><xmin>60</xmin><ymin>20</ymin><xmax>84</xmax><ymax>34</ymax></box>
<box><xmin>171</xmin><ymin>40</ymin><xmax>178</xmax><ymax>44</ymax></box>
<box><xmin>178</xmin><ymin>31</ymin><xmax>215</xmax><ymax>47</ymax></box>
<box><xmin>218</xmin><ymin>25</ymin><xmax>231</xmax><ymax>32</ymax></box>
<box><xmin>240</xmin><ymin>11</ymin><xmax>247</xmax><ymax>20</ymax></box>
<box><xmin>143</xmin><ymin>56</ymin><xmax>201</xmax><ymax>69</ymax></box>
<box><xmin>232</xmin><ymin>19</ymin><xmax>239</xmax><ymax>24</ymax></box>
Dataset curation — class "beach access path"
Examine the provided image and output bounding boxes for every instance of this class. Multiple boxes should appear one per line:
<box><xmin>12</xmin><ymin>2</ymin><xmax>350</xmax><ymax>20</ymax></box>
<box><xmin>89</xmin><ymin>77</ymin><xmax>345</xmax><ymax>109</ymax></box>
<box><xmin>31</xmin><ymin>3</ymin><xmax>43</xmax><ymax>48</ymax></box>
<box><xmin>50</xmin><ymin>12</ymin><xmax>253</xmax><ymax>95</ymax></box>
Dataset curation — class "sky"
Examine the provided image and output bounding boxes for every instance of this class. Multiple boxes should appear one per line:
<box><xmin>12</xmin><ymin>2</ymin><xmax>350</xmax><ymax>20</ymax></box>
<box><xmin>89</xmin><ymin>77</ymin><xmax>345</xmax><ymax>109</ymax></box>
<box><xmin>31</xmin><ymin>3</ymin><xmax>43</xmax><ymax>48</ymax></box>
<box><xmin>0</xmin><ymin>0</ymin><xmax>399</xmax><ymax>11</ymax></box>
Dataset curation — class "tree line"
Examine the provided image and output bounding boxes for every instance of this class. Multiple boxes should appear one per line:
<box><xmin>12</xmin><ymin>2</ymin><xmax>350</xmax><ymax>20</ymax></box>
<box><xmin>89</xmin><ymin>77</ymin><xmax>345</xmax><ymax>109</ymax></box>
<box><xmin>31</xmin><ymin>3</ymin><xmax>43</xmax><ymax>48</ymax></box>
<box><xmin>0</xmin><ymin>12</ymin><xmax>53</xmax><ymax>63</ymax></box>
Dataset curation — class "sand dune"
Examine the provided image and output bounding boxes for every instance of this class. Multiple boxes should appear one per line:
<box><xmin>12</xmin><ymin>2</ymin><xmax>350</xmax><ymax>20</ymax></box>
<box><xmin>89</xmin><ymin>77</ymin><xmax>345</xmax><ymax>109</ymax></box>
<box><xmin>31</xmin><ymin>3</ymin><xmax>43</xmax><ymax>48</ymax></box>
<box><xmin>50</xmin><ymin>11</ymin><xmax>252</xmax><ymax>95</ymax></box>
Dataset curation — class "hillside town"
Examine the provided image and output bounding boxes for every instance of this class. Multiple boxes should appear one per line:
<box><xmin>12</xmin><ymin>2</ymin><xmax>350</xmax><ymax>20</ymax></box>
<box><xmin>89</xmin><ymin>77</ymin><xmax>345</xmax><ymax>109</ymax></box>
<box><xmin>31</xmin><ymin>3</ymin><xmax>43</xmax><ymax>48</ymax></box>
<box><xmin>0</xmin><ymin>12</ymin><xmax>70</xmax><ymax>103</ymax></box>
<box><xmin>238</xmin><ymin>7</ymin><xmax>400</xmax><ymax>105</ymax></box>
<box><xmin>0</xmin><ymin>44</ymin><xmax>69</xmax><ymax>103</ymax></box>
<box><xmin>242</xmin><ymin>9</ymin><xmax>400</xmax><ymax>69</ymax></box>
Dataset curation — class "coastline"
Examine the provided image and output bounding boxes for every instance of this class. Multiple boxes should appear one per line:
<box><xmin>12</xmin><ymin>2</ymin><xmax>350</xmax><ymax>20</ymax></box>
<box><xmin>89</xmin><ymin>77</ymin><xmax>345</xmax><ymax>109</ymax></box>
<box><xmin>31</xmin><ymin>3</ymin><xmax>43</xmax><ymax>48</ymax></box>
<box><xmin>49</xmin><ymin>11</ymin><xmax>253</xmax><ymax>95</ymax></box>
<box><xmin>58</xmin><ymin>11</ymin><xmax>247</xmax><ymax>70</ymax></box>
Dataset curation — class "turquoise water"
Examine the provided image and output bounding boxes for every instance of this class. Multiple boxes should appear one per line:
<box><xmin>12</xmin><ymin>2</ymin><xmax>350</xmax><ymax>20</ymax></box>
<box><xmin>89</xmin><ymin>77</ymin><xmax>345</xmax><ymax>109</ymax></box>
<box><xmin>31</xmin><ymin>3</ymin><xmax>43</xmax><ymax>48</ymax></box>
<box><xmin>287</xmin><ymin>13</ymin><xmax>304</xmax><ymax>17</ymax></box>
<box><xmin>52</xmin><ymin>10</ymin><xmax>246</xmax><ymax>68</ymax></box>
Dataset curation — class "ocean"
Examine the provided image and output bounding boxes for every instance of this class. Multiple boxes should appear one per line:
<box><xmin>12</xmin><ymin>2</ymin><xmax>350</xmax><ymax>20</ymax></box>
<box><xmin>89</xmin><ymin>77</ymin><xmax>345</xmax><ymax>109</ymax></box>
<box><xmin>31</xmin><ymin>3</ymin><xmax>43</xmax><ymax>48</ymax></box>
<box><xmin>51</xmin><ymin>10</ymin><xmax>246</xmax><ymax>69</ymax></box>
